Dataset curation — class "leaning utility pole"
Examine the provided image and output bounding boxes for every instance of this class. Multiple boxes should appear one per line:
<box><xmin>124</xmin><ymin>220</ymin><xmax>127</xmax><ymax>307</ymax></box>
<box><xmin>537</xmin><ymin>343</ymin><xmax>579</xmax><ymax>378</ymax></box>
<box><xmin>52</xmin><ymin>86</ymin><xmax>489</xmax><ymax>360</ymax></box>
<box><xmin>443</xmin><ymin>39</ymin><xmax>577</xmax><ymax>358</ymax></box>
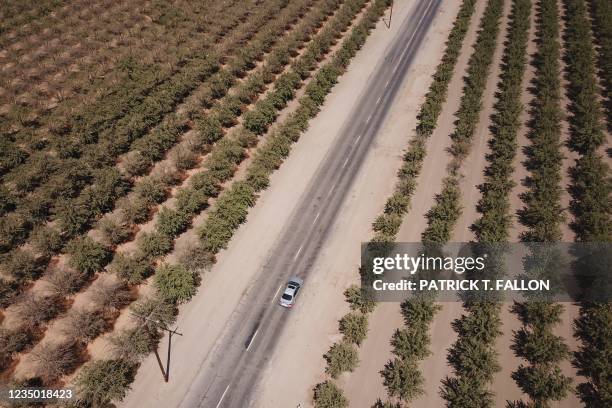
<box><xmin>131</xmin><ymin>311</ymin><xmax>183</xmax><ymax>382</ymax></box>
<box><xmin>383</xmin><ymin>0</ymin><xmax>394</xmax><ymax>28</ymax></box>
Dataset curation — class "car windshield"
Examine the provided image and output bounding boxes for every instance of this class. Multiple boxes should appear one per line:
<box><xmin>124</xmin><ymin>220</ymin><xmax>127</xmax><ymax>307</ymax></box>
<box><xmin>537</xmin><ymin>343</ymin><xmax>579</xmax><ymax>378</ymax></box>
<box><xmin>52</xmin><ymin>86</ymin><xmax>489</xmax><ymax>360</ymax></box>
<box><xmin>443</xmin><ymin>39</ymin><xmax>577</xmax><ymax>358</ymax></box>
<box><xmin>281</xmin><ymin>293</ymin><xmax>293</xmax><ymax>301</ymax></box>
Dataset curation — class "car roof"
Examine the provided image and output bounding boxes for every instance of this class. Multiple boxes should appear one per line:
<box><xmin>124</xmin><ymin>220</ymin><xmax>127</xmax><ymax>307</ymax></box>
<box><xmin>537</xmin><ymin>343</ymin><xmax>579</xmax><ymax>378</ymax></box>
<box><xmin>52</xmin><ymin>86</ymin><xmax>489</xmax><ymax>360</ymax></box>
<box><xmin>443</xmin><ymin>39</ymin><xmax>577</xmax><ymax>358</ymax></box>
<box><xmin>288</xmin><ymin>277</ymin><xmax>303</xmax><ymax>286</ymax></box>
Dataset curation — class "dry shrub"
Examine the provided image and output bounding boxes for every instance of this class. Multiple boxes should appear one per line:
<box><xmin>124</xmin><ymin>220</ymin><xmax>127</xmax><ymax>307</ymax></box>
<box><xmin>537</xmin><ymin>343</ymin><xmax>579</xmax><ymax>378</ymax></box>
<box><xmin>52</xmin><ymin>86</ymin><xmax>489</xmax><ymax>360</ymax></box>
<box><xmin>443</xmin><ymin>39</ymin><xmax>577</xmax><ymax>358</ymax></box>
<box><xmin>118</xmin><ymin>195</ymin><xmax>150</xmax><ymax>224</ymax></box>
<box><xmin>123</xmin><ymin>150</ymin><xmax>150</xmax><ymax>177</ymax></box>
<box><xmin>179</xmin><ymin>243</ymin><xmax>215</xmax><ymax>273</ymax></box>
<box><xmin>44</xmin><ymin>266</ymin><xmax>86</xmax><ymax>297</ymax></box>
<box><xmin>30</xmin><ymin>340</ymin><xmax>83</xmax><ymax>383</ymax></box>
<box><xmin>170</xmin><ymin>144</ymin><xmax>198</xmax><ymax>171</ymax></box>
<box><xmin>61</xmin><ymin>309</ymin><xmax>110</xmax><ymax>342</ymax></box>
<box><xmin>0</xmin><ymin>327</ymin><xmax>34</xmax><ymax>371</ymax></box>
<box><xmin>130</xmin><ymin>296</ymin><xmax>176</xmax><ymax>333</ymax></box>
<box><xmin>14</xmin><ymin>294</ymin><xmax>63</xmax><ymax>329</ymax></box>
<box><xmin>90</xmin><ymin>278</ymin><xmax>132</xmax><ymax>312</ymax></box>
<box><xmin>97</xmin><ymin>217</ymin><xmax>131</xmax><ymax>246</ymax></box>
<box><xmin>156</xmin><ymin>163</ymin><xmax>182</xmax><ymax>186</ymax></box>
<box><xmin>109</xmin><ymin>326</ymin><xmax>157</xmax><ymax>362</ymax></box>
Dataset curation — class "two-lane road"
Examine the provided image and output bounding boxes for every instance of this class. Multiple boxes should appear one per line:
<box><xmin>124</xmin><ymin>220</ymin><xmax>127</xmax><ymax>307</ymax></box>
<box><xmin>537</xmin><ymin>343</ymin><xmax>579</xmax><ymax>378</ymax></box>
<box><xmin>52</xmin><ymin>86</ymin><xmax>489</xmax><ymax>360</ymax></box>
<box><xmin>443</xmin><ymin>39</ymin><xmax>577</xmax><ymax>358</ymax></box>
<box><xmin>180</xmin><ymin>0</ymin><xmax>442</xmax><ymax>406</ymax></box>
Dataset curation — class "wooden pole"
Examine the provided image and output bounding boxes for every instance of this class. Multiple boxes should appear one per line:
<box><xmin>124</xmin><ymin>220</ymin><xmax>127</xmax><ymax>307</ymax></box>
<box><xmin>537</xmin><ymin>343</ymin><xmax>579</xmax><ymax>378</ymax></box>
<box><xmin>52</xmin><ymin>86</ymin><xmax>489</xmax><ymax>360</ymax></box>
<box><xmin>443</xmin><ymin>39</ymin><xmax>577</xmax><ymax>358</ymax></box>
<box><xmin>131</xmin><ymin>311</ymin><xmax>183</xmax><ymax>382</ymax></box>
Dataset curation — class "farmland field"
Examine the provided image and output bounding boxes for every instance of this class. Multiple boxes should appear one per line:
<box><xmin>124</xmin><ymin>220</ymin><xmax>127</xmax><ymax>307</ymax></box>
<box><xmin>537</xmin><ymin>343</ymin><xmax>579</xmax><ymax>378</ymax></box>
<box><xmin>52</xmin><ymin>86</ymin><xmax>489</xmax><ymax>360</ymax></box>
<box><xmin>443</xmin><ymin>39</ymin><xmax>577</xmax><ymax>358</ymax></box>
<box><xmin>0</xmin><ymin>0</ymin><xmax>609</xmax><ymax>407</ymax></box>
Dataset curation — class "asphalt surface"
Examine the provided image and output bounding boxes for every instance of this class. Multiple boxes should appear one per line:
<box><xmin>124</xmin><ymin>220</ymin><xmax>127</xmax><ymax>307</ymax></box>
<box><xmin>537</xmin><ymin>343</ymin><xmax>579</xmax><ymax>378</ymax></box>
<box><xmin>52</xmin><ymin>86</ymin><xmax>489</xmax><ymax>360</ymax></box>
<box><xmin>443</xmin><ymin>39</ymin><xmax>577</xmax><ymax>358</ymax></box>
<box><xmin>179</xmin><ymin>0</ymin><xmax>441</xmax><ymax>406</ymax></box>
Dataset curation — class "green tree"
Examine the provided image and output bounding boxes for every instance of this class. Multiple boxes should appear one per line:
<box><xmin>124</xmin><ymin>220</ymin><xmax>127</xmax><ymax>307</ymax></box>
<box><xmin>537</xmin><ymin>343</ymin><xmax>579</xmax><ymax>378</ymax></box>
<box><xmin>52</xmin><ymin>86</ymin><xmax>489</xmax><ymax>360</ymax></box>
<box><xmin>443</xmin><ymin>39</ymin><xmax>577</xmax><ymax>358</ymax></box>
<box><xmin>154</xmin><ymin>263</ymin><xmax>197</xmax><ymax>304</ymax></box>
<box><xmin>441</xmin><ymin>376</ymin><xmax>494</xmax><ymax>407</ymax></box>
<box><xmin>512</xmin><ymin>364</ymin><xmax>572</xmax><ymax>404</ymax></box>
<box><xmin>137</xmin><ymin>231</ymin><xmax>173</xmax><ymax>260</ymax></box>
<box><xmin>76</xmin><ymin>359</ymin><xmax>136</xmax><ymax>406</ymax></box>
<box><xmin>390</xmin><ymin>328</ymin><xmax>431</xmax><ymax>361</ymax></box>
<box><xmin>156</xmin><ymin>207</ymin><xmax>190</xmax><ymax>237</ymax></box>
<box><xmin>313</xmin><ymin>381</ymin><xmax>348</xmax><ymax>408</ymax></box>
<box><xmin>135</xmin><ymin>176</ymin><xmax>167</xmax><ymax>205</ymax></box>
<box><xmin>30</xmin><ymin>225</ymin><xmax>63</xmax><ymax>257</ymax></box>
<box><xmin>380</xmin><ymin>358</ymin><xmax>424</xmax><ymax>402</ymax></box>
<box><xmin>372</xmin><ymin>213</ymin><xmax>402</xmax><ymax>236</ymax></box>
<box><xmin>339</xmin><ymin>312</ymin><xmax>368</xmax><ymax>345</ymax></box>
<box><xmin>175</xmin><ymin>188</ymin><xmax>208</xmax><ymax>214</ymax></box>
<box><xmin>2</xmin><ymin>249</ymin><xmax>44</xmax><ymax>282</ymax></box>
<box><xmin>110</xmin><ymin>253</ymin><xmax>153</xmax><ymax>285</ymax></box>
<box><xmin>343</xmin><ymin>285</ymin><xmax>375</xmax><ymax>313</ymax></box>
<box><xmin>324</xmin><ymin>341</ymin><xmax>358</xmax><ymax>378</ymax></box>
<box><xmin>66</xmin><ymin>237</ymin><xmax>111</xmax><ymax>275</ymax></box>
<box><xmin>110</xmin><ymin>327</ymin><xmax>157</xmax><ymax>362</ymax></box>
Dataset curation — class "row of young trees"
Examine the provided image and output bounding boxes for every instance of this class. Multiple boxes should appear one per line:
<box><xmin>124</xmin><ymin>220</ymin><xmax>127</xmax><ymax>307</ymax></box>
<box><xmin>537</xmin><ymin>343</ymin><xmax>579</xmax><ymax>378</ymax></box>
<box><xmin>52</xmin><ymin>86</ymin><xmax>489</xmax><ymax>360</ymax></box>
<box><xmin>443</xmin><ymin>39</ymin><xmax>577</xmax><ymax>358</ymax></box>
<box><xmin>561</xmin><ymin>0</ymin><xmax>610</xmax><ymax>239</ymax></box>
<box><xmin>0</xmin><ymin>0</ymin><xmax>322</xmax><ymax>309</ymax></box>
<box><xmin>297</xmin><ymin>0</ymin><xmax>484</xmax><ymax>403</ymax></box>
<box><xmin>308</xmin><ymin>0</ymin><xmax>479</xmax><ymax>405</ymax></box>
<box><xmin>586</xmin><ymin>0</ymin><xmax>612</xmax><ymax>126</ymax></box>
<box><xmin>441</xmin><ymin>1</ymin><xmax>534</xmax><ymax>407</ymax></box>
<box><xmin>371</xmin><ymin>0</ymin><xmax>479</xmax><ymax>242</ymax></box>
<box><xmin>510</xmin><ymin>1</ymin><xmax>572</xmax><ymax>406</ymax></box>
<box><xmin>0</xmin><ymin>0</ymin><xmax>341</xmax><ymax>379</ymax></box>
<box><xmin>401</xmin><ymin>0</ymin><xmax>508</xmax><ymax>405</ymax></box>
<box><xmin>366</xmin><ymin>1</ymin><xmax>501</xmax><ymax>407</ymax></box>
<box><xmin>384</xmin><ymin>0</ymin><xmax>505</xmax><ymax>399</ymax></box>
<box><xmin>69</xmin><ymin>1</ymin><xmax>391</xmax><ymax>406</ymax></box>
<box><xmin>561</xmin><ymin>0</ymin><xmax>612</xmax><ymax>406</ymax></box>
<box><xmin>415</xmin><ymin>0</ymin><xmax>505</xmax><ymax>255</ymax></box>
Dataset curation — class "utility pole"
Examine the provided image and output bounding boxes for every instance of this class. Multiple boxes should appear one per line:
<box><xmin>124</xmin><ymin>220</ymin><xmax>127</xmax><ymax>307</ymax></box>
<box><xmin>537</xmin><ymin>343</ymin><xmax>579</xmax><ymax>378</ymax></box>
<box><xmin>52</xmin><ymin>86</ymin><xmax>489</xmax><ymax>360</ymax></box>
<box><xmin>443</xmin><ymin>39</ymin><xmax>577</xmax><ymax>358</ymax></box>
<box><xmin>383</xmin><ymin>0</ymin><xmax>394</xmax><ymax>28</ymax></box>
<box><xmin>131</xmin><ymin>311</ymin><xmax>183</xmax><ymax>382</ymax></box>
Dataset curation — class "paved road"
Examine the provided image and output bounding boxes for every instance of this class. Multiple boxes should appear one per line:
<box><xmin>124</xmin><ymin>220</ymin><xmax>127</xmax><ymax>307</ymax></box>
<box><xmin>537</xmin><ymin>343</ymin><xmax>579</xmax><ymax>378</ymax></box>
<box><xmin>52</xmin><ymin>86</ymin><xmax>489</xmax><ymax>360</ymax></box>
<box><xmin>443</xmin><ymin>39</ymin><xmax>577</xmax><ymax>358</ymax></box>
<box><xmin>180</xmin><ymin>0</ymin><xmax>441</xmax><ymax>406</ymax></box>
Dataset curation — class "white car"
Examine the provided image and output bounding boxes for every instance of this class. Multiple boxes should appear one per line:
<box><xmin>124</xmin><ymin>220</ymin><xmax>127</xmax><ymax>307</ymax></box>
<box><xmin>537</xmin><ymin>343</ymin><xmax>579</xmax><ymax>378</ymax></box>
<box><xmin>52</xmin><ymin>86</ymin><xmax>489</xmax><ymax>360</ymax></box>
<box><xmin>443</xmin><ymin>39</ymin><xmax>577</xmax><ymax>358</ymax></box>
<box><xmin>279</xmin><ymin>277</ymin><xmax>304</xmax><ymax>308</ymax></box>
